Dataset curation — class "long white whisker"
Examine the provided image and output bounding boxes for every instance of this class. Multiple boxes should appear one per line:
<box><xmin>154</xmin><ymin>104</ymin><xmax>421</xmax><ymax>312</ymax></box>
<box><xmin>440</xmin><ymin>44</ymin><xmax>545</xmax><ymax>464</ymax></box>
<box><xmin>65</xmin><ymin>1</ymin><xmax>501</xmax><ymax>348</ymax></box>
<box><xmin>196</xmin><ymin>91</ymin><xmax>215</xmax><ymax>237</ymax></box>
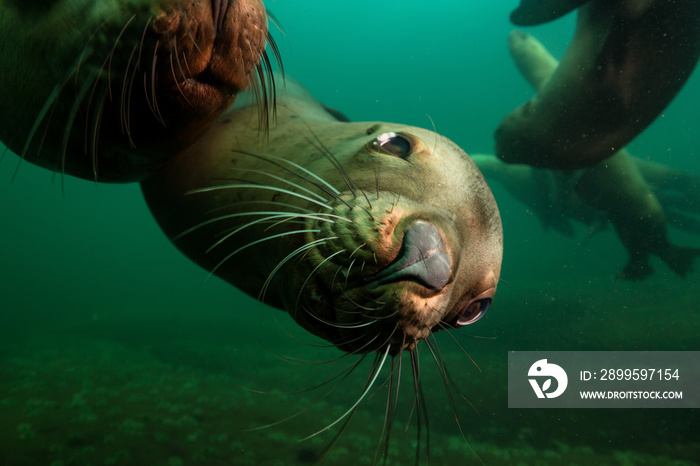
<box><xmin>174</xmin><ymin>211</ymin><xmax>347</xmax><ymax>241</ymax></box>
<box><xmin>209</xmin><ymin>229</ymin><xmax>319</xmax><ymax>276</ymax></box>
<box><xmin>188</xmin><ymin>184</ymin><xmax>334</xmax><ymax>211</ymax></box>
<box><xmin>295</xmin><ymin>248</ymin><xmax>346</xmax><ymax>310</ymax></box>
<box><xmin>258</xmin><ymin>237</ymin><xmax>336</xmax><ymax>304</ymax></box>
<box><xmin>229</xmin><ymin>168</ymin><xmax>329</xmax><ymax>203</ymax></box>
<box><xmin>205</xmin><ymin>214</ymin><xmax>315</xmax><ymax>254</ymax></box>
<box><xmin>299</xmin><ymin>345</ymin><xmax>391</xmax><ymax>442</ymax></box>
<box><xmin>250</xmin><ymin>152</ymin><xmax>343</xmax><ymax>195</ymax></box>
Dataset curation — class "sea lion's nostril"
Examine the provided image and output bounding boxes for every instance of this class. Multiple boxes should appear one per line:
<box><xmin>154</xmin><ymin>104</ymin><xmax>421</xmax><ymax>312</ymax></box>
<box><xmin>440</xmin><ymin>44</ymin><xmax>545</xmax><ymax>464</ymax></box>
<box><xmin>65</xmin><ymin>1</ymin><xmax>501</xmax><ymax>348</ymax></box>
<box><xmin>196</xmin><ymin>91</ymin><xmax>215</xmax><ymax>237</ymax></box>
<box><xmin>370</xmin><ymin>220</ymin><xmax>451</xmax><ymax>290</ymax></box>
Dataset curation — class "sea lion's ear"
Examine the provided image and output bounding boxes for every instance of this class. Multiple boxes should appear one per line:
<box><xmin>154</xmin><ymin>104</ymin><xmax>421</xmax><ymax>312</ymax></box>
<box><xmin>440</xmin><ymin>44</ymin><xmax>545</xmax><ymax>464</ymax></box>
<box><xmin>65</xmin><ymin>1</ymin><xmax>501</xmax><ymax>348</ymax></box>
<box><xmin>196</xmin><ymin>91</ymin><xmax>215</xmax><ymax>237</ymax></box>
<box><xmin>509</xmin><ymin>0</ymin><xmax>591</xmax><ymax>26</ymax></box>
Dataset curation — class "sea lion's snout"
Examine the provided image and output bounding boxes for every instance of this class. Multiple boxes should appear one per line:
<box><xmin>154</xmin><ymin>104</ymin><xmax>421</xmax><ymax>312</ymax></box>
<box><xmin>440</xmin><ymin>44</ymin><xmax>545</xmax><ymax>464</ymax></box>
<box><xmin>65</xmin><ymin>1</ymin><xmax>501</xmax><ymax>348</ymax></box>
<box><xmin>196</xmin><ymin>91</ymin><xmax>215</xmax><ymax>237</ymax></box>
<box><xmin>369</xmin><ymin>220</ymin><xmax>451</xmax><ymax>291</ymax></box>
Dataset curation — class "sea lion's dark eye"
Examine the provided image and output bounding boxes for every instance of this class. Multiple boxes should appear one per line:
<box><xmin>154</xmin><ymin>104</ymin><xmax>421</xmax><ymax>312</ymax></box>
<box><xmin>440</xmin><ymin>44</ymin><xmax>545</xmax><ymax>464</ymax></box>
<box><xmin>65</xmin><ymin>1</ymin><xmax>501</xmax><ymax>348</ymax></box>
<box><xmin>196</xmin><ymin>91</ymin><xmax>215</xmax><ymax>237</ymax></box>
<box><xmin>374</xmin><ymin>132</ymin><xmax>412</xmax><ymax>159</ymax></box>
<box><xmin>456</xmin><ymin>297</ymin><xmax>491</xmax><ymax>326</ymax></box>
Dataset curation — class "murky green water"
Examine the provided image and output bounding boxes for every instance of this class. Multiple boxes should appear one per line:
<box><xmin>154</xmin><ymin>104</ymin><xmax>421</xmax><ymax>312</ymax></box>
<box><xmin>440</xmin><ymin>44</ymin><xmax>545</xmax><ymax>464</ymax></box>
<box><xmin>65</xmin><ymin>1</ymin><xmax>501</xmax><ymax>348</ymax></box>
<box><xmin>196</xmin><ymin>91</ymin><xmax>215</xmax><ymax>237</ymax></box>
<box><xmin>1</xmin><ymin>1</ymin><xmax>698</xmax><ymax>464</ymax></box>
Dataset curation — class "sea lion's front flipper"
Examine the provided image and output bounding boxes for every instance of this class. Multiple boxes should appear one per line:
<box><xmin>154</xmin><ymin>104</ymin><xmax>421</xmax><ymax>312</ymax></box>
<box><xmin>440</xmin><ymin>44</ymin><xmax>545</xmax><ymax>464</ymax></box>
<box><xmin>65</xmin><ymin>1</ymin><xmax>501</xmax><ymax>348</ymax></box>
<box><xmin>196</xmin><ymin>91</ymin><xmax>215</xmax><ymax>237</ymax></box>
<box><xmin>510</xmin><ymin>0</ymin><xmax>592</xmax><ymax>26</ymax></box>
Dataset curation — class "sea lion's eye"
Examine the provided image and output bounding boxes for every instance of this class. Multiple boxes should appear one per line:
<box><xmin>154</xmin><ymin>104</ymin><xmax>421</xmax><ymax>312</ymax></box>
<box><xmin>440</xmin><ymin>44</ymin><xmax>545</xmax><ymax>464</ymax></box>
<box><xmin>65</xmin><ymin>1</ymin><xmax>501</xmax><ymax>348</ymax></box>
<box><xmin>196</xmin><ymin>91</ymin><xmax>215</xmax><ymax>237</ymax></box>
<box><xmin>456</xmin><ymin>297</ymin><xmax>491</xmax><ymax>326</ymax></box>
<box><xmin>374</xmin><ymin>132</ymin><xmax>412</xmax><ymax>159</ymax></box>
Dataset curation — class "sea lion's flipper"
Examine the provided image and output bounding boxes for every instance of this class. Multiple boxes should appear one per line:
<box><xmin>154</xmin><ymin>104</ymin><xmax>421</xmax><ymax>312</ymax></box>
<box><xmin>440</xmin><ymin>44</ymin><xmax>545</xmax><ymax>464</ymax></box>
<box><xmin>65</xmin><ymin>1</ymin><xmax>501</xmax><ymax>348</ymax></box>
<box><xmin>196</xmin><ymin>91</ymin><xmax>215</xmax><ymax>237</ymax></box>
<box><xmin>510</xmin><ymin>0</ymin><xmax>591</xmax><ymax>26</ymax></box>
<box><xmin>664</xmin><ymin>211</ymin><xmax>700</xmax><ymax>235</ymax></box>
<box><xmin>657</xmin><ymin>245</ymin><xmax>700</xmax><ymax>278</ymax></box>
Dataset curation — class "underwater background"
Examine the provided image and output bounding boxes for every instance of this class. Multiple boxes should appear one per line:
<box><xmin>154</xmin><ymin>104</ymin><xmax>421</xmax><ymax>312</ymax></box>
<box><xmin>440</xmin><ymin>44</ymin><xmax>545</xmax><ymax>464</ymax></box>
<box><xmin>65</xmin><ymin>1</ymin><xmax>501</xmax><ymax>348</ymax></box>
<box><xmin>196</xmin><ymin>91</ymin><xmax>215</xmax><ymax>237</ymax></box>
<box><xmin>1</xmin><ymin>0</ymin><xmax>698</xmax><ymax>464</ymax></box>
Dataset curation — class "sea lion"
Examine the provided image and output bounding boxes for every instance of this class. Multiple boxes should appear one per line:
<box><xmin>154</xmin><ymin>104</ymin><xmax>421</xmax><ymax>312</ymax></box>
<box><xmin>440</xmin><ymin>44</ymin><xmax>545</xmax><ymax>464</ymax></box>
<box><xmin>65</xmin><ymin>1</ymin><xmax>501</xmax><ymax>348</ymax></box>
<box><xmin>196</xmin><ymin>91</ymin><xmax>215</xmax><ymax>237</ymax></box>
<box><xmin>490</xmin><ymin>30</ymin><xmax>699</xmax><ymax>279</ymax></box>
<box><xmin>0</xmin><ymin>0</ymin><xmax>277</xmax><ymax>182</ymax></box>
<box><xmin>495</xmin><ymin>0</ymin><xmax>700</xmax><ymax>169</ymax></box>
<box><xmin>509</xmin><ymin>0</ymin><xmax>589</xmax><ymax>26</ymax></box>
<box><xmin>140</xmin><ymin>78</ymin><xmax>503</xmax><ymax>355</ymax></box>
<box><xmin>474</xmin><ymin>152</ymin><xmax>700</xmax><ymax>278</ymax></box>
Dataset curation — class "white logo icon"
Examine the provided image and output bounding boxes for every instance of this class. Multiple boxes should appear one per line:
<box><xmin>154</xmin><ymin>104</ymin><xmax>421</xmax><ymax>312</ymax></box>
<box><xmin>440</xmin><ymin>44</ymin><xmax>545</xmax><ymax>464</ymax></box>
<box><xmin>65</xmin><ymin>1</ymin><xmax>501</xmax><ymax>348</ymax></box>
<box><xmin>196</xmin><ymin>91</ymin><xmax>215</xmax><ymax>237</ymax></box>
<box><xmin>528</xmin><ymin>359</ymin><xmax>568</xmax><ymax>398</ymax></box>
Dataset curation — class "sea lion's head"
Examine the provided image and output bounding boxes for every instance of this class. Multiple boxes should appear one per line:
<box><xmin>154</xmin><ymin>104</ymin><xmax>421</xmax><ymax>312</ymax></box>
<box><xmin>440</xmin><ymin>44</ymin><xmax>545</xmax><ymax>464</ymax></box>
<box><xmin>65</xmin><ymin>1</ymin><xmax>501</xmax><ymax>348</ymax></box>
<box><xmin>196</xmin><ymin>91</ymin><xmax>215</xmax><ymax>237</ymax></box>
<box><xmin>141</xmin><ymin>106</ymin><xmax>503</xmax><ymax>356</ymax></box>
<box><xmin>284</xmin><ymin>125</ymin><xmax>503</xmax><ymax>354</ymax></box>
<box><xmin>0</xmin><ymin>0</ymin><xmax>276</xmax><ymax>182</ymax></box>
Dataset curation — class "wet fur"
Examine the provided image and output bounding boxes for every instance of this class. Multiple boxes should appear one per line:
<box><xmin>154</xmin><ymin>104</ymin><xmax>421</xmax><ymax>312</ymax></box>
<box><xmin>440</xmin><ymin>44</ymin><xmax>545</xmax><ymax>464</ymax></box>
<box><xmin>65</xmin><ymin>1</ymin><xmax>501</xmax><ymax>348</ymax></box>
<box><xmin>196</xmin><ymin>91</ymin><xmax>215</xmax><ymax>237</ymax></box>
<box><xmin>0</xmin><ymin>0</ymin><xmax>280</xmax><ymax>182</ymax></box>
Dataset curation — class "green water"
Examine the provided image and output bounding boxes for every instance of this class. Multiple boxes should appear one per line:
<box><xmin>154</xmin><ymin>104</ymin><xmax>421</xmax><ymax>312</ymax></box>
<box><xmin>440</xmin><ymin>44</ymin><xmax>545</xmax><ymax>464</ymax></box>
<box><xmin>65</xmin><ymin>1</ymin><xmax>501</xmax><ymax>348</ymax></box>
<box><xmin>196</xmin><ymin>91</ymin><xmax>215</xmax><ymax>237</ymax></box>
<box><xmin>1</xmin><ymin>0</ymin><xmax>699</xmax><ymax>464</ymax></box>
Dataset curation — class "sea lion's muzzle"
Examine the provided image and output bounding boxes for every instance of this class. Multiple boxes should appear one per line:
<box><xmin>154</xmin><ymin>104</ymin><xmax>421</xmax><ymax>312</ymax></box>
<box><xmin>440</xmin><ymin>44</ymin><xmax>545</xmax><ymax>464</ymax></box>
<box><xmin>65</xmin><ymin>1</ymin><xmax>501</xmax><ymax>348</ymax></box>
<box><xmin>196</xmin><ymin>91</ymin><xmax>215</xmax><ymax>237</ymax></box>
<box><xmin>368</xmin><ymin>220</ymin><xmax>451</xmax><ymax>291</ymax></box>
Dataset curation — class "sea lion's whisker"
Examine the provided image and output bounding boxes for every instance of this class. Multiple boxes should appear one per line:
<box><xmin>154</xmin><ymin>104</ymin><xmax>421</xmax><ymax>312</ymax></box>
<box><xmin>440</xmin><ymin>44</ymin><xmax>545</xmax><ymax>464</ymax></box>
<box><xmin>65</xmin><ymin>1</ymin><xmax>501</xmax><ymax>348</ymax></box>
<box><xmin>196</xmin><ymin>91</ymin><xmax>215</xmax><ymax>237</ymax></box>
<box><xmin>426</xmin><ymin>113</ymin><xmax>438</xmax><ymax>156</ymax></box>
<box><xmin>259</xmin><ymin>237</ymin><xmax>335</xmax><ymax>305</ymax></box>
<box><xmin>174</xmin><ymin>211</ymin><xmax>341</xmax><ymax>242</ymax></box>
<box><xmin>141</xmin><ymin>72</ymin><xmax>156</xmax><ymax>120</ymax></box>
<box><xmin>15</xmin><ymin>51</ymin><xmax>87</xmax><ymax>179</ymax></box>
<box><xmin>243</xmin><ymin>354</ymin><xmax>367</xmax><ymax>434</ymax></box>
<box><xmin>360</xmin><ymin>309</ymin><xmax>397</xmax><ymax>321</ymax></box>
<box><xmin>120</xmin><ymin>45</ymin><xmax>139</xmax><ymax>139</ymax></box>
<box><xmin>169</xmin><ymin>53</ymin><xmax>191</xmax><ymax>105</ymax></box>
<box><xmin>208</xmin><ymin>229</ymin><xmax>320</xmax><ymax>277</ymax></box>
<box><xmin>300</xmin><ymin>345</ymin><xmax>391</xmax><ymax>442</ymax></box>
<box><xmin>244</xmin><ymin>353</ymin><xmax>366</xmax><ymax>398</ymax></box>
<box><xmin>180</xmin><ymin>10</ymin><xmax>201</xmax><ymax>56</ymax></box>
<box><xmin>435</xmin><ymin>322</ymin><xmax>485</xmax><ymax>372</ymax></box>
<box><xmin>294</xmin><ymin>248</ymin><xmax>347</xmax><ymax>315</ymax></box>
<box><xmin>188</xmin><ymin>184</ymin><xmax>336</xmax><ymax>211</ymax></box>
<box><xmin>344</xmin><ymin>258</ymin><xmax>358</xmax><ymax>290</ymax></box>
<box><xmin>228</xmin><ymin>168</ymin><xmax>329</xmax><ymax>203</ymax></box>
<box><xmin>136</xmin><ymin>16</ymin><xmax>152</xmax><ymax>74</ymax></box>
<box><xmin>298</xmin><ymin>131</ymin><xmax>357</xmax><ymax>196</ymax></box>
<box><xmin>359</xmin><ymin>187</ymin><xmax>374</xmax><ymax>213</ymax></box>
<box><xmin>270</xmin><ymin>312</ymin><xmax>364</xmax><ymax>350</ymax></box>
<box><xmin>265</xmin><ymin>9</ymin><xmax>286</xmax><ymax>38</ymax></box>
<box><xmin>203</xmin><ymin>214</ymin><xmax>328</xmax><ymax>253</ymax></box>
<box><xmin>241</xmin><ymin>151</ymin><xmax>341</xmax><ymax>195</ymax></box>
<box><xmin>150</xmin><ymin>41</ymin><xmax>165</xmax><ymax>126</ymax></box>
<box><xmin>374</xmin><ymin>355</ymin><xmax>399</xmax><ymax>464</ymax></box>
<box><xmin>409</xmin><ymin>348</ymin><xmax>430</xmax><ymax>465</ymax></box>
<box><xmin>125</xmin><ymin>61</ymin><xmax>140</xmax><ymax>147</ymax></box>
<box><xmin>107</xmin><ymin>14</ymin><xmax>137</xmax><ymax>101</ymax></box>
<box><xmin>61</xmin><ymin>76</ymin><xmax>95</xmax><ymax>183</ymax></box>
<box><xmin>201</xmin><ymin>200</ymin><xmax>316</xmax><ymax>220</ymax></box>
<box><xmin>233</xmin><ymin>150</ymin><xmax>352</xmax><ymax>208</ymax></box>
<box><xmin>338</xmin><ymin>290</ymin><xmax>382</xmax><ymax>313</ymax></box>
<box><xmin>90</xmin><ymin>89</ymin><xmax>109</xmax><ymax>180</ymax></box>
<box><xmin>303</xmin><ymin>310</ymin><xmax>377</xmax><ymax>330</ymax></box>
<box><xmin>424</xmin><ymin>337</ymin><xmax>484</xmax><ymax>464</ymax></box>
<box><xmin>390</xmin><ymin>189</ymin><xmax>404</xmax><ymax>215</ymax></box>
<box><xmin>436</xmin><ymin>320</ymin><xmax>496</xmax><ymax>341</ymax></box>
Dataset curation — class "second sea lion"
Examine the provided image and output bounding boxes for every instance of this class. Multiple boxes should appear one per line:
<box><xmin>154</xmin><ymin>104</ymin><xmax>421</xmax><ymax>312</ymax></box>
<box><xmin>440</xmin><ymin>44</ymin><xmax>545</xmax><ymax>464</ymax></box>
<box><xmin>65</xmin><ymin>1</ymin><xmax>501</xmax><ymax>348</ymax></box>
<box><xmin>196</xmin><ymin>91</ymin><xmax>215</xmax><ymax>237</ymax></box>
<box><xmin>496</xmin><ymin>0</ymin><xmax>700</xmax><ymax>169</ymax></box>
<box><xmin>0</xmin><ymin>0</ymin><xmax>278</xmax><ymax>182</ymax></box>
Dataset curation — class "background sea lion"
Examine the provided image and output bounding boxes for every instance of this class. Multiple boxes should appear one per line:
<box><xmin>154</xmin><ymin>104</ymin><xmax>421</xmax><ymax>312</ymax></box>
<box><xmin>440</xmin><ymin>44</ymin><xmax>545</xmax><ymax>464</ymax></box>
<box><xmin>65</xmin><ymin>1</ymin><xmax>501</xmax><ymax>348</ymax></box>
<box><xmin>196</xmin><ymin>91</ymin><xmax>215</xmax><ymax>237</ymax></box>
<box><xmin>496</xmin><ymin>0</ymin><xmax>700</xmax><ymax>169</ymax></box>
<box><xmin>473</xmin><ymin>152</ymin><xmax>700</xmax><ymax>278</ymax></box>
<box><xmin>140</xmin><ymin>78</ymin><xmax>503</xmax><ymax>355</ymax></box>
<box><xmin>509</xmin><ymin>0</ymin><xmax>589</xmax><ymax>26</ymax></box>
<box><xmin>0</xmin><ymin>0</ymin><xmax>278</xmax><ymax>182</ymax></box>
<box><xmin>490</xmin><ymin>30</ymin><xmax>700</xmax><ymax>279</ymax></box>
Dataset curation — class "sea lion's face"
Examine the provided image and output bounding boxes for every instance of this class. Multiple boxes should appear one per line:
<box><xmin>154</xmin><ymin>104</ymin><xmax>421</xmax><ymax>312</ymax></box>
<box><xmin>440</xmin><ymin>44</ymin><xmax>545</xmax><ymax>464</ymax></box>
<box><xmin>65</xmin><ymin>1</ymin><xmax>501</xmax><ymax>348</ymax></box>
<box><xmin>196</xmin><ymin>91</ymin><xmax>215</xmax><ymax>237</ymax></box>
<box><xmin>141</xmin><ymin>112</ymin><xmax>503</xmax><ymax>356</ymax></box>
<box><xmin>275</xmin><ymin>123</ymin><xmax>504</xmax><ymax>355</ymax></box>
<box><xmin>0</xmin><ymin>0</ymin><xmax>272</xmax><ymax>181</ymax></box>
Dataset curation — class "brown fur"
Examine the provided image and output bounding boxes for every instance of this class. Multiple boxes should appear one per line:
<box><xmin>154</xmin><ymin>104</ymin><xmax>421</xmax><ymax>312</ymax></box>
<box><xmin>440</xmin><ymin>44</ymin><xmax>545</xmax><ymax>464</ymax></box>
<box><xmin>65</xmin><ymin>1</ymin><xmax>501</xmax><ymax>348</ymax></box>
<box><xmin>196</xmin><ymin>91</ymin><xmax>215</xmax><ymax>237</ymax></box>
<box><xmin>0</xmin><ymin>0</ymin><xmax>270</xmax><ymax>182</ymax></box>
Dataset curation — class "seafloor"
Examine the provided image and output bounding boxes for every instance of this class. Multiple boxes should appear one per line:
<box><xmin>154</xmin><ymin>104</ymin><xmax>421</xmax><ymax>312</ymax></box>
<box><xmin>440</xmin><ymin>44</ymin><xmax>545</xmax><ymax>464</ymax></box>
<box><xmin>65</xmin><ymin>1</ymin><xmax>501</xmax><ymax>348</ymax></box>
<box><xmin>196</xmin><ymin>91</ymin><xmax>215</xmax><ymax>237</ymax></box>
<box><xmin>1</xmin><ymin>268</ymin><xmax>697</xmax><ymax>466</ymax></box>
